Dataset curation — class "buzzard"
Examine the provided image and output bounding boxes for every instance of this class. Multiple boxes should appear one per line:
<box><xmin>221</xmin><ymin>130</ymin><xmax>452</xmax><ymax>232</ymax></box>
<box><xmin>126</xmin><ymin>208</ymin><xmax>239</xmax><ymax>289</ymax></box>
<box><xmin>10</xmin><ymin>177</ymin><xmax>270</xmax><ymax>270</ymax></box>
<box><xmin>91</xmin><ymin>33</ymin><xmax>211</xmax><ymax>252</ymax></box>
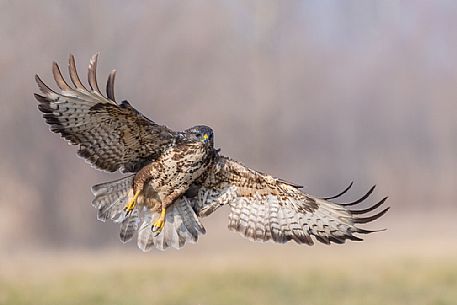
<box><xmin>35</xmin><ymin>54</ymin><xmax>389</xmax><ymax>251</ymax></box>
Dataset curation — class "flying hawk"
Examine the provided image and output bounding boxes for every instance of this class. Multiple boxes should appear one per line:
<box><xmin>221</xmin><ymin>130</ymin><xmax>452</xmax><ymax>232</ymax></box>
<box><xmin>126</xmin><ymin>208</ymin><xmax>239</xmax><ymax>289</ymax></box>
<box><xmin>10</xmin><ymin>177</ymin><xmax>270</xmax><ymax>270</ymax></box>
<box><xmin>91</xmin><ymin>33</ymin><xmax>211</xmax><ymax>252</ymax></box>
<box><xmin>35</xmin><ymin>54</ymin><xmax>389</xmax><ymax>251</ymax></box>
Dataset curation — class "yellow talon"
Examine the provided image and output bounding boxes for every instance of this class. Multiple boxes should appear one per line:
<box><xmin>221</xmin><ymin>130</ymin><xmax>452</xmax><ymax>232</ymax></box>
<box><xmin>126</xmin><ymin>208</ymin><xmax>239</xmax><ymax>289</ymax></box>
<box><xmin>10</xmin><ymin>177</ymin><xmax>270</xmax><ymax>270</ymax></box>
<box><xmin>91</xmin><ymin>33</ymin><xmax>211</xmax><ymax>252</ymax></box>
<box><xmin>124</xmin><ymin>189</ymin><xmax>141</xmax><ymax>215</ymax></box>
<box><xmin>152</xmin><ymin>208</ymin><xmax>166</xmax><ymax>235</ymax></box>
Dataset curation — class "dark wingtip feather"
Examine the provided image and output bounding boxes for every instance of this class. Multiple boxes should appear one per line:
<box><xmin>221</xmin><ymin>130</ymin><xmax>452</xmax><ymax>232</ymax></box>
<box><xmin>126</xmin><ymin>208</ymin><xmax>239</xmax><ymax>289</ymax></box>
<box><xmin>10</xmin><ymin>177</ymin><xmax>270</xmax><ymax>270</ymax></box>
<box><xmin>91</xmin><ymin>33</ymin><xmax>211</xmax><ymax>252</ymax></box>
<box><xmin>353</xmin><ymin>207</ymin><xmax>390</xmax><ymax>224</ymax></box>
<box><xmin>350</xmin><ymin>197</ymin><xmax>388</xmax><ymax>215</ymax></box>
<box><xmin>35</xmin><ymin>74</ymin><xmax>58</xmax><ymax>97</ymax></box>
<box><xmin>328</xmin><ymin>236</ymin><xmax>346</xmax><ymax>244</ymax></box>
<box><xmin>315</xmin><ymin>235</ymin><xmax>331</xmax><ymax>245</ymax></box>
<box><xmin>37</xmin><ymin>102</ymin><xmax>53</xmax><ymax>114</ymax></box>
<box><xmin>34</xmin><ymin>93</ymin><xmax>49</xmax><ymax>104</ymax></box>
<box><xmin>341</xmin><ymin>185</ymin><xmax>376</xmax><ymax>206</ymax></box>
<box><xmin>106</xmin><ymin>69</ymin><xmax>117</xmax><ymax>102</ymax></box>
<box><xmin>346</xmin><ymin>235</ymin><xmax>364</xmax><ymax>242</ymax></box>
<box><xmin>322</xmin><ymin>181</ymin><xmax>354</xmax><ymax>200</ymax></box>
<box><xmin>356</xmin><ymin>227</ymin><xmax>387</xmax><ymax>234</ymax></box>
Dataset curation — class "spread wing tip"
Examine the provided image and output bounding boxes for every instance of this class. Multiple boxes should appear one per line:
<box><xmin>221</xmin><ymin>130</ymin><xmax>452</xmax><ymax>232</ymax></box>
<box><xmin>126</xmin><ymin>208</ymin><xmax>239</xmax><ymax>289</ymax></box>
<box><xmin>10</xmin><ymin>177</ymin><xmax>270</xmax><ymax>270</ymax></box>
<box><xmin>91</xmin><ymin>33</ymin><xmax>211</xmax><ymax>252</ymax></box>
<box><xmin>341</xmin><ymin>185</ymin><xmax>377</xmax><ymax>206</ymax></box>
<box><xmin>88</xmin><ymin>53</ymin><xmax>101</xmax><ymax>94</ymax></box>
<box><xmin>52</xmin><ymin>61</ymin><xmax>72</xmax><ymax>91</ymax></box>
<box><xmin>349</xmin><ymin>196</ymin><xmax>388</xmax><ymax>215</ymax></box>
<box><xmin>41</xmin><ymin>53</ymin><xmax>115</xmax><ymax>101</ymax></box>
<box><xmin>106</xmin><ymin>69</ymin><xmax>117</xmax><ymax>101</ymax></box>
<box><xmin>353</xmin><ymin>206</ymin><xmax>390</xmax><ymax>224</ymax></box>
<box><xmin>68</xmin><ymin>54</ymin><xmax>87</xmax><ymax>90</ymax></box>
<box><xmin>35</xmin><ymin>74</ymin><xmax>58</xmax><ymax>97</ymax></box>
<box><xmin>322</xmin><ymin>181</ymin><xmax>354</xmax><ymax>200</ymax></box>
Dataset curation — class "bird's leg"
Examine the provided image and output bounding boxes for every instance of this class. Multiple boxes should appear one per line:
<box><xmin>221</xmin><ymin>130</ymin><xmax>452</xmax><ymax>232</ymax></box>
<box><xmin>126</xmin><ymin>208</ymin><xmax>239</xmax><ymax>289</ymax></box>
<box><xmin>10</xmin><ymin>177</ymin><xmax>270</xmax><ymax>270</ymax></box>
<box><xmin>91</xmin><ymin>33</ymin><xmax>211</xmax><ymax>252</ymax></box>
<box><xmin>123</xmin><ymin>189</ymin><xmax>141</xmax><ymax>217</ymax></box>
<box><xmin>125</xmin><ymin>172</ymin><xmax>148</xmax><ymax>217</ymax></box>
<box><xmin>151</xmin><ymin>190</ymin><xmax>182</xmax><ymax>235</ymax></box>
<box><xmin>151</xmin><ymin>207</ymin><xmax>166</xmax><ymax>235</ymax></box>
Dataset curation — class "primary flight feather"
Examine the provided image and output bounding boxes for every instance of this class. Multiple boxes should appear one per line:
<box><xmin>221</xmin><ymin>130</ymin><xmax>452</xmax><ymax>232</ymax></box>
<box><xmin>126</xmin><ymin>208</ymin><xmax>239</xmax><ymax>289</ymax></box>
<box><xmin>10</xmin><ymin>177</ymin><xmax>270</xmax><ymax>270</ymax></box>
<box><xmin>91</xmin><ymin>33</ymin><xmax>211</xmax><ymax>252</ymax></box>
<box><xmin>35</xmin><ymin>54</ymin><xmax>389</xmax><ymax>251</ymax></box>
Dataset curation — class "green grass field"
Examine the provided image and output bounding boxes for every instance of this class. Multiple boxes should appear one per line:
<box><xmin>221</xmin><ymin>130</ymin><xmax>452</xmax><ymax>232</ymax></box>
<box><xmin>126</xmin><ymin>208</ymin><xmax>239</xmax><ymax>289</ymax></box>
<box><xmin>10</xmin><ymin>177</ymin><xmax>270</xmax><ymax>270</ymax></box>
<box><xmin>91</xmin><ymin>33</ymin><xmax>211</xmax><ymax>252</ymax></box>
<box><xmin>1</xmin><ymin>242</ymin><xmax>456</xmax><ymax>305</ymax></box>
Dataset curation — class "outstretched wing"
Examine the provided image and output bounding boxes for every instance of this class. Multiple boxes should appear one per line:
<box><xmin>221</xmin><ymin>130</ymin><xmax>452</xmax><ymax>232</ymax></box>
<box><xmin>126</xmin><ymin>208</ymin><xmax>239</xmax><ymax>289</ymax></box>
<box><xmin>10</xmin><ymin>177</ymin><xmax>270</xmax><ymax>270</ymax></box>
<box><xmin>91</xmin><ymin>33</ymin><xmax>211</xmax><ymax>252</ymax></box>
<box><xmin>34</xmin><ymin>54</ymin><xmax>177</xmax><ymax>172</ymax></box>
<box><xmin>190</xmin><ymin>156</ymin><xmax>389</xmax><ymax>245</ymax></box>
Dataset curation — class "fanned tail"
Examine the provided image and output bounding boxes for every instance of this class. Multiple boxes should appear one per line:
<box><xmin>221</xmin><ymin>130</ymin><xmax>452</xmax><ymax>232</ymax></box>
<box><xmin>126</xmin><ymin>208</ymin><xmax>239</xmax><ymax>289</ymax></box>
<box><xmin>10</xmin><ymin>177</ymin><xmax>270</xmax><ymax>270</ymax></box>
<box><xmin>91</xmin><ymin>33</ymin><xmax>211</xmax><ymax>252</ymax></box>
<box><xmin>92</xmin><ymin>176</ymin><xmax>206</xmax><ymax>249</ymax></box>
<box><xmin>138</xmin><ymin>197</ymin><xmax>206</xmax><ymax>251</ymax></box>
<box><xmin>120</xmin><ymin>208</ymin><xmax>141</xmax><ymax>243</ymax></box>
<box><xmin>91</xmin><ymin>175</ymin><xmax>134</xmax><ymax>224</ymax></box>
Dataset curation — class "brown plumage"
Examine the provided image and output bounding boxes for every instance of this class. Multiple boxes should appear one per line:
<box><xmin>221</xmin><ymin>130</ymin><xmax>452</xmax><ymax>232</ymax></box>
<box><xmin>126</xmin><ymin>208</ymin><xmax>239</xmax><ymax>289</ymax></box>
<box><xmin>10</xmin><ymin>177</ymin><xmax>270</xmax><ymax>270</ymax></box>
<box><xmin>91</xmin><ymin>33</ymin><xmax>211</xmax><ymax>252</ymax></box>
<box><xmin>35</xmin><ymin>54</ymin><xmax>389</xmax><ymax>251</ymax></box>
<box><xmin>35</xmin><ymin>54</ymin><xmax>177</xmax><ymax>173</ymax></box>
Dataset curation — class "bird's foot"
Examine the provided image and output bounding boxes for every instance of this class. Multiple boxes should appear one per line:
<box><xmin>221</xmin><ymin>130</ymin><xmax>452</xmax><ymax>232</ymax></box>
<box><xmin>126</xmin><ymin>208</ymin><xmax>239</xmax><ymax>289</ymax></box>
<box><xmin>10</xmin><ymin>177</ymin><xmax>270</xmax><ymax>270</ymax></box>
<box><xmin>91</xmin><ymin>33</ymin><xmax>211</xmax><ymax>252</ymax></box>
<box><xmin>152</xmin><ymin>208</ymin><xmax>166</xmax><ymax>236</ymax></box>
<box><xmin>123</xmin><ymin>189</ymin><xmax>140</xmax><ymax>217</ymax></box>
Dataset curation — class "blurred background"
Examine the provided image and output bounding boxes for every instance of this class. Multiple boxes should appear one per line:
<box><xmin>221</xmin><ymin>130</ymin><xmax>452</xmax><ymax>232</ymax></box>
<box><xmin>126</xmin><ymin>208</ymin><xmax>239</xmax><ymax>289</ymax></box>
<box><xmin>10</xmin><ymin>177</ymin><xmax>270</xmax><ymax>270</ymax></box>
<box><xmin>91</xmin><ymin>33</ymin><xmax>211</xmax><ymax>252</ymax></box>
<box><xmin>0</xmin><ymin>1</ymin><xmax>456</xmax><ymax>304</ymax></box>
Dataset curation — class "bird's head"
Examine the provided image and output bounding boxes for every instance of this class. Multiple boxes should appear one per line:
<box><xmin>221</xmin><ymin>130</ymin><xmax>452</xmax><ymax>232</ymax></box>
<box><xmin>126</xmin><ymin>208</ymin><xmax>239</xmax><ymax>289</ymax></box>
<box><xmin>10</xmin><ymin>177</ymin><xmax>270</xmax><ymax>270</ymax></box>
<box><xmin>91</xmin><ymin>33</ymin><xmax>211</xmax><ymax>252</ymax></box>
<box><xmin>185</xmin><ymin>125</ymin><xmax>214</xmax><ymax>146</ymax></box>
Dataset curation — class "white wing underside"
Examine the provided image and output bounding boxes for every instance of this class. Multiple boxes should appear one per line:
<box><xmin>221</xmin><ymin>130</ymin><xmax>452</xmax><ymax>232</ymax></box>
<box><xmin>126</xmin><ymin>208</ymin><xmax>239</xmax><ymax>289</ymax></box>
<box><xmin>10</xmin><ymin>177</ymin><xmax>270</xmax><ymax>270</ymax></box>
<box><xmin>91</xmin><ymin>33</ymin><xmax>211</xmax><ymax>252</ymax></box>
<box><xmin>187</xmin><ymin>156</ymin><xmax>388</xmax><ymax>246</ymax></box>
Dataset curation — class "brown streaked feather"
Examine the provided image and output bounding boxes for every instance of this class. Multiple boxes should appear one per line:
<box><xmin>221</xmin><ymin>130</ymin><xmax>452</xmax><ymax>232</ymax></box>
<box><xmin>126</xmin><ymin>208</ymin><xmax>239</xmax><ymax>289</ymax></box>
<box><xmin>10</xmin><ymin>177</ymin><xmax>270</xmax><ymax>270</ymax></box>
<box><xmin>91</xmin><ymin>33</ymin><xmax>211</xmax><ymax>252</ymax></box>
<box><xmin>88</xmin><ymin>53</ymin><xmax>102</xmax><ymax>94</ymax></box>
<box><xmin>188</xmin><ymin>155</ymin><xmax>388</xmax><ymax>246</ymax></box>
<box><xmin>52</xmin><ymin>62</ymin><xmax>72</xmax><ymax>91</ymax></box>
<box><xmin>68</xmin><ymin>54</ymin><xmax>87</xmax><ymax>90</ymax></box>
<box><xmin>35</xmin><ymin>54</ymin><xmax>178</xmax><ymax>172</ymax></box>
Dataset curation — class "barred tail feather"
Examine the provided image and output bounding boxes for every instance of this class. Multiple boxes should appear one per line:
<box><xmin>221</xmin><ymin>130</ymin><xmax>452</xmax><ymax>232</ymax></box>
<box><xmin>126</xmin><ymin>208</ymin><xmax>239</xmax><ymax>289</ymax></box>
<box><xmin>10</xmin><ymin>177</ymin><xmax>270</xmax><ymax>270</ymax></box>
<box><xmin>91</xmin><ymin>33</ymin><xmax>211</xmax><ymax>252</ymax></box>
<box><xmin>120</xmin><ymin>208</ymin><xmax>140</xmax><ymax>243</ymax></box>
<box><xmin>91</xmin><ymin>175</ymin><xmax>134</xmax><ymax>223</ymax></box>
<box><xmin>138</xmin><ymin>197</ymin><xmax>206</xmax><ymax>251</ymax></box>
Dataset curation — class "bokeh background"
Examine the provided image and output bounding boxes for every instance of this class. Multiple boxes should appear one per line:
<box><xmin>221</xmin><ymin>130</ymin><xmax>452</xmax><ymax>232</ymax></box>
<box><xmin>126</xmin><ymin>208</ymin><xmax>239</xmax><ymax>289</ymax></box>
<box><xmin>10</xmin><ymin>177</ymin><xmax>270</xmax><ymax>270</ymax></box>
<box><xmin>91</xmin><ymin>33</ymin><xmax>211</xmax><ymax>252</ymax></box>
<box><xmin>0</xmin><ymin>1</ymin><xmax>456</xmax><ymax>304</ymax></box>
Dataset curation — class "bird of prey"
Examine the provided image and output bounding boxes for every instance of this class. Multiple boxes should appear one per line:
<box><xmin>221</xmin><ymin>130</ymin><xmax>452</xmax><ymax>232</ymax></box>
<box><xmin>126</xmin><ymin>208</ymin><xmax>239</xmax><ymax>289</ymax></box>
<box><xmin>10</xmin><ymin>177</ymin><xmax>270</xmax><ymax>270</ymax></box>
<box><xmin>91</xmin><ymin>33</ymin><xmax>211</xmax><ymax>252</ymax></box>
<box><xmin>35</xmin><ymin>54</ymin><xmax>389</xmax><ymax>251</ymax></box>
